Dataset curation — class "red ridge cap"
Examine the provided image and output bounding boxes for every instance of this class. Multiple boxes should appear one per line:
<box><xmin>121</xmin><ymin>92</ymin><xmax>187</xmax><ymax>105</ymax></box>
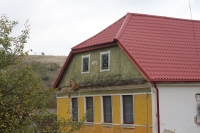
<box><xmin>115</xmin><ymin>13</ymin><xmax>132</xmax><ymax>39</ymax></box>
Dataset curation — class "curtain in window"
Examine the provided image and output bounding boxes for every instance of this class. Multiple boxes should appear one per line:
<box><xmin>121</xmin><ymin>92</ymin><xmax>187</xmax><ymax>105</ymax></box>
<box><xmin>123</xmin><ymin>95</ymin><xmax>133</xmax><ymax>124</ymax></box>
<box><xmin>103</xmin><ymin>96</ymin><xmax>112</xmax><ymax>123</ymax></box>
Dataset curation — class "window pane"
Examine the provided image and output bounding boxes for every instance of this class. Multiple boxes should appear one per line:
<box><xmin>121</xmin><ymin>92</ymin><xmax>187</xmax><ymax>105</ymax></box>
<box><xmin>102</xmin><ymin>54</ymin><xmax>108</xmax><ymax>69</ymax></box>
<box><xmin>83</xmin><ymin>57</ymin><xmax>89</xmax><ymax>72</ymax></box>
<box><xmin>123</xmin><ymin>95</ymin><xmax>133</xmax><ymax>124</ymax></box>
<box><xmin>86</xmin><ymin>97</ymin><xmax>94</xmax><ymax>122</ymax></box>
<box><xmin>72</xmin><ymin>98</ymin><xmax>78</xmax><ymax>121</ymax></box>
<box><xmin>103</xmin><ymin>96</ymin><xmax>112</xmax><ymax>123</ymax></box>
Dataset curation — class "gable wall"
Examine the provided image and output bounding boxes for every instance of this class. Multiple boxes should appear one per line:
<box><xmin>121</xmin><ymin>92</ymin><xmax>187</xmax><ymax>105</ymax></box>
<box><xmin>57</xmin><ymin>45</ymin><xmax>143</xmax><ymax>88</ymax></box>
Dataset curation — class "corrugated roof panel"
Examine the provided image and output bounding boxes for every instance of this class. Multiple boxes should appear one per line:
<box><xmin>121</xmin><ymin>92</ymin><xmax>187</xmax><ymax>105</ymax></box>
<box><xmin>119</xmin><ymin>13</ymin><xmax>200</xmax><ymax>81</ymax></box>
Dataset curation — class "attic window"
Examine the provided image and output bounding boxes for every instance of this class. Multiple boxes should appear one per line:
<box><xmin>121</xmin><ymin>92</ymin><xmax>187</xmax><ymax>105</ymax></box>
<box><xmin>100</xmin><ymin>51</ymin><xmax>110</xmax><ymax>72</ymax></box>
<box><xmin>81</xmin><ymin>54</ymin><xmax>90</xmax><ymax>74</ymax></box>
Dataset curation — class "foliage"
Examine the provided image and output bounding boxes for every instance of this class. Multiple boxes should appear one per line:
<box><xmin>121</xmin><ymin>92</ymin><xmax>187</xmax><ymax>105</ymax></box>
<box><xmin>28</xmin><ymin>61</ymin><xmax>60</xmax><ymax>82</ymax></box>
<box><xmin>0</xmin><ymin>15</ymin><xmax>86</xmax><ymax>132</ymax></box>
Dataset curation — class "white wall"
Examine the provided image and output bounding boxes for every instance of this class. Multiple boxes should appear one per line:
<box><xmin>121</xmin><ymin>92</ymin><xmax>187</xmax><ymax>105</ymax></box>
<box><xmin>152</xmin><ymin>83</ymin><xmax>200</xmax><ymax>133</ymax></box>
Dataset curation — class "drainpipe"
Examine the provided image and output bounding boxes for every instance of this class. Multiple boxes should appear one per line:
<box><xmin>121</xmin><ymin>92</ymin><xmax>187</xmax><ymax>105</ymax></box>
<box><xmin>153</xmin><ymin>82</ymin><xmax>160</xmax><ymax>133</ymax></box>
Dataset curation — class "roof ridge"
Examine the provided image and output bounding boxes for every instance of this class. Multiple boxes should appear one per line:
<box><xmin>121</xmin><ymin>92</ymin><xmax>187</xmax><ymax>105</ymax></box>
<box><xmin>128</xmin><ymin>12</ymin><xmax>200</xmax><ymax>22</ymax></box>
<box><xmin>115</xmin><ymin>13</ymin><xmax>132</xmax><ymax>40</ymax></box>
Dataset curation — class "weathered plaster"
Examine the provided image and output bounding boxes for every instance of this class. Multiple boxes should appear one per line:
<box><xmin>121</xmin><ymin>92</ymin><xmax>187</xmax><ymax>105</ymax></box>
<box><xmin>57</xmin><ymin>45</ymin><xmax>143</xmax><ymax>88</ymax></box>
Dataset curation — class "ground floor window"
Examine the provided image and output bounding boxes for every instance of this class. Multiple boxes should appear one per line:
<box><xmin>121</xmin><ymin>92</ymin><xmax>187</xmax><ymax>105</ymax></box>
<box><xmin>72</xmin><ymin>98</ymin><xmax>78</xmax><ymax>121</ymax></box>
<box><xmin>86</xmin><ymin>97</ymin><xmax>94</xmax><ymax>122</ymax></box>
<box><xmin>103</xmin><ymin>96</ymin><xmax>112</xmax><ymax>123</ymax></box>
<box><xmin>123</xmin><ymin>95</ymin><xmax>134</xmax><ymax>124</ymax></box>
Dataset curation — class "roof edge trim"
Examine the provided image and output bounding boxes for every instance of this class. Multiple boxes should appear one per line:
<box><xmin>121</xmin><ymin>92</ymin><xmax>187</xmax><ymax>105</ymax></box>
<box><xmin>117</xmin><ymin>40</ymin><xmax>151</xmax><ymax>81</ymax></box>
<box><xmin>53</xmin><ymin>51</ymin><xmax>73</xmax><ymax>88</ymax></box>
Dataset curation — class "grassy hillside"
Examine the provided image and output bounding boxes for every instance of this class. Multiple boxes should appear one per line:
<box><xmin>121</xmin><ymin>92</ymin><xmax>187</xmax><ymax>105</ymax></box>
<box><xmin>26</xmin><ymin>55</ymin><xmax>67</xmax><ymax>87</ymax></box>
<box><xmin>25</xmin><ymin>55</ymin><xmax>67</xmax><ymax>109</ymax></box>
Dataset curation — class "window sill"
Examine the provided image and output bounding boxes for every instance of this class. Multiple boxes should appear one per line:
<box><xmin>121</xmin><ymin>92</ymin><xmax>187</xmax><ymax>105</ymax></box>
<box><xmin>101</xmin><ymin>123</ymin><xmax>113</xmax><ymax>128</ymax></box>
<box><xmin>100</xmin><ymin>69</ymin><xmax>110</xmax><ymax>72</ymax></box>
<box><xmin>85</xmin><ymin>122</ymin><xmax>94</xmax><ymax>126</ymax></box>
<box><xmin>121</xmin><ymin>124</ymin><xmax>135</xmax><ymax>128</ymax></box>
<box><xmin>81</xmin><ymin>71</ymin><xmax>90</xmax><ymax>74</ymax></box>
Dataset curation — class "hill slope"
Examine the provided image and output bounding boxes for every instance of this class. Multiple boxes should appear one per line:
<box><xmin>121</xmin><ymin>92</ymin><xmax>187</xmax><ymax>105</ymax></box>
<box><xmin>27</xmin><ymin>55</ymin><xmax>67</xmax><ymax>87</ymax></box>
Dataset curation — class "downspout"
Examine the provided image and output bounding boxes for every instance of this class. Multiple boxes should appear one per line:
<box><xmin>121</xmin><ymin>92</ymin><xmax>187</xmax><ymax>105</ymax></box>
<box><xmin>153</xmin><ymin>82</ymin><xmax>160</xmax><ymax>133</ymax></box>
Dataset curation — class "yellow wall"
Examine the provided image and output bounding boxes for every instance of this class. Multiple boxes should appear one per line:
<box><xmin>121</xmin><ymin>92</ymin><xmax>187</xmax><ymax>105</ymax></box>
<box><xmin>57</xmin><ymin>94</ymin><xmax>152</xmax><ymax>133</ymax></box>
<box><xmin>112</xmin><ymin>95</ymin><xmax>121</xmax><ymax>124</ymax></box>
<box><xmin>57</xmin><ymin>97</ymin><xmax>70</xmax><ymax>119</ymax></box>
<box><xmin>94</xmin><ymin>96</ymin><xmax>101</xmax><ymax>123</ymax></box>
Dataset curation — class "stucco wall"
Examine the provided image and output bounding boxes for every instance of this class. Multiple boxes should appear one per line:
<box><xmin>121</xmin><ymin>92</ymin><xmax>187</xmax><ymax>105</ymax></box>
<box><xmin>57</xmin><ymin>45</ymin><xmax>143</xmax><ymax>88</ymax></box>
<box><xmin>57</xmin><ymin>89</ymin><xmax>152</xmax><ymax>133</ymax></box>
<box><xmin>151</xmin><ymin>83</ymin><xmax>200</xmax><ymax>133</ymax></box>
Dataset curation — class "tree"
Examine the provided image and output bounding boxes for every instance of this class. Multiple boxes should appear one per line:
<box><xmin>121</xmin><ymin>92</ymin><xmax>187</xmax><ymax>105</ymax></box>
<box><xmin>0</xmin><ymin>15</ymin><xmax>86</xmax><ymax>132</ymax></box>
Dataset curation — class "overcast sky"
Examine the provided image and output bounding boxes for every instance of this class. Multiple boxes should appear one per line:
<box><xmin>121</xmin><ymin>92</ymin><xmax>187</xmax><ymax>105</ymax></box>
<box><xmin>0</xmin><ymin>0</ymin><xmax>199</xmax><ymax>55</ymax></box>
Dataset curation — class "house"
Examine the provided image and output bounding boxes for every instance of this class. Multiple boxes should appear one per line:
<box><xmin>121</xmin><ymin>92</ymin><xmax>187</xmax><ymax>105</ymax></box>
<box><xmin>53</xmin><ymin>13</ymin><xmax>200</xmax><ymax>133</ymax></box>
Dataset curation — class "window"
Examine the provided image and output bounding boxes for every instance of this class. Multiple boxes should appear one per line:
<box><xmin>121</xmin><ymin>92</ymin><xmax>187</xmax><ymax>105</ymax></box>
<box><xmin>196</xmin><ymin>94</ymin><xmax>200</xmax><ymax>123</ymax></box>
<box><xmin>72</xmin><ymin>98</ymin><xmax>78</xmax><ymax>121</ymax></box>
<box><xmin>82</xmin><ymin>54</ymin><xmax>90</xmax><ymax>73</ymax></box>
<box><xmin>123</xmin><ymin>95</ymin><xmax>134</xmax><ymax>124</ymax></box>
<box><xmin>103</xmin><ymin>96</ymin><xmax>112</xmax><ymax>123</ymax></box>
<box><xmin>86</xmin><ymin>97</ymin><xmax>94</xmax><ymax>122</ymax></box>
<box><xmin>100</xmin><ymin>51</ymin><xmax>110</xmax><ymax>72</ymax></box>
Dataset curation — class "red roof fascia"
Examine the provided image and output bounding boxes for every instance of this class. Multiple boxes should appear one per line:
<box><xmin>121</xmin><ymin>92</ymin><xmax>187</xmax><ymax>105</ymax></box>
<box><xmin>53</xmin><ymin>51</ymin><xmax>73</xmax><ymax>88</ymax></box>
<box><xmin>72</xmin><ymin>42</ymin><xmax>117</xmax><ymax>53</ymax></box>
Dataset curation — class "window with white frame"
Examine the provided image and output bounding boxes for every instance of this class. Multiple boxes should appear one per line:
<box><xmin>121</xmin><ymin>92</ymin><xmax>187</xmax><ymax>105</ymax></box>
<box><xmin>122</xmin><ymin>95</ymin><xmax>134</xmax><ymax>124</ymax></box>
<box><xmin>86</xmin><ymin>97</ymin><xmax>94</xmax><ymax>122</ymax></box>
<box><xmin>100</xmin><ymin>51</ymin><xmax>110</xmax><ymax>72</ymax></box>
<box><xmin>82</xmin><ymin>54</ymin><xmax>90</xmax><ymax>73</ymax></box>
<box><xmin>103</xmin><ymin>96</ymin><xmax>112</xmax><ymax>123</ymax></box>
<box><xmin>72</xmin><ymin>98</ymin><xmax>78</xmax><ymax>121</ymax></box>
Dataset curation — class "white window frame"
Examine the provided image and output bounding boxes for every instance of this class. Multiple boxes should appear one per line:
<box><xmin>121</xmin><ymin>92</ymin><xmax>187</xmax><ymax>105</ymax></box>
<box><xmin>100</xmin><ymin>51</ymin><xmax>110</xmax><ymax>72</ymax></box>
<box><xmin>81</xmin><ymin>54</ymin><xmax>90</xmax><ymax>74</ymax></box>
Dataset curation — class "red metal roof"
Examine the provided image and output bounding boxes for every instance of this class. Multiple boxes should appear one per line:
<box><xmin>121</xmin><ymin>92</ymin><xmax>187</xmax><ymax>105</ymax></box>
<box><xmin>54</xmin><ymin>13</ymin><xmax>200</xmax><ymax>87</ymax></box>
<box><xmin>72</xmin><ymin>15</ymin><xmax>126</xmax><ymax>50</ymax></box>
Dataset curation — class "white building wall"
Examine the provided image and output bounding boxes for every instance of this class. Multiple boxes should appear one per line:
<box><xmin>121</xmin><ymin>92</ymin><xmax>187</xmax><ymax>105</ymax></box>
<box><xmin>152</xmin><ymin>83</ymin><xmax>200</xmax><ymax>133</ymax></box>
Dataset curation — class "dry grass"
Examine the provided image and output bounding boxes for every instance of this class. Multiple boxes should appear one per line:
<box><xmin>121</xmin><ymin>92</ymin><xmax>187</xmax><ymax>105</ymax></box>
<box><xmin>27</xmin><ymin>55</ymin><xmax>67</xmax><ymax>67</ymax></box>
<box><xmin>26</xmin><ymin>55</ymin><xmax>67</xmax><ymax>87</ymax></box>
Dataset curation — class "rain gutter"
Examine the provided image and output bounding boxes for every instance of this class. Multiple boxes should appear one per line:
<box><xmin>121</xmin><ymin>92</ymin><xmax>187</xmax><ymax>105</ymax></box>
<box><xmin>153</xmin><ymin>82</ymin><xmax>160</xmax><ymax>133</ymax></box>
